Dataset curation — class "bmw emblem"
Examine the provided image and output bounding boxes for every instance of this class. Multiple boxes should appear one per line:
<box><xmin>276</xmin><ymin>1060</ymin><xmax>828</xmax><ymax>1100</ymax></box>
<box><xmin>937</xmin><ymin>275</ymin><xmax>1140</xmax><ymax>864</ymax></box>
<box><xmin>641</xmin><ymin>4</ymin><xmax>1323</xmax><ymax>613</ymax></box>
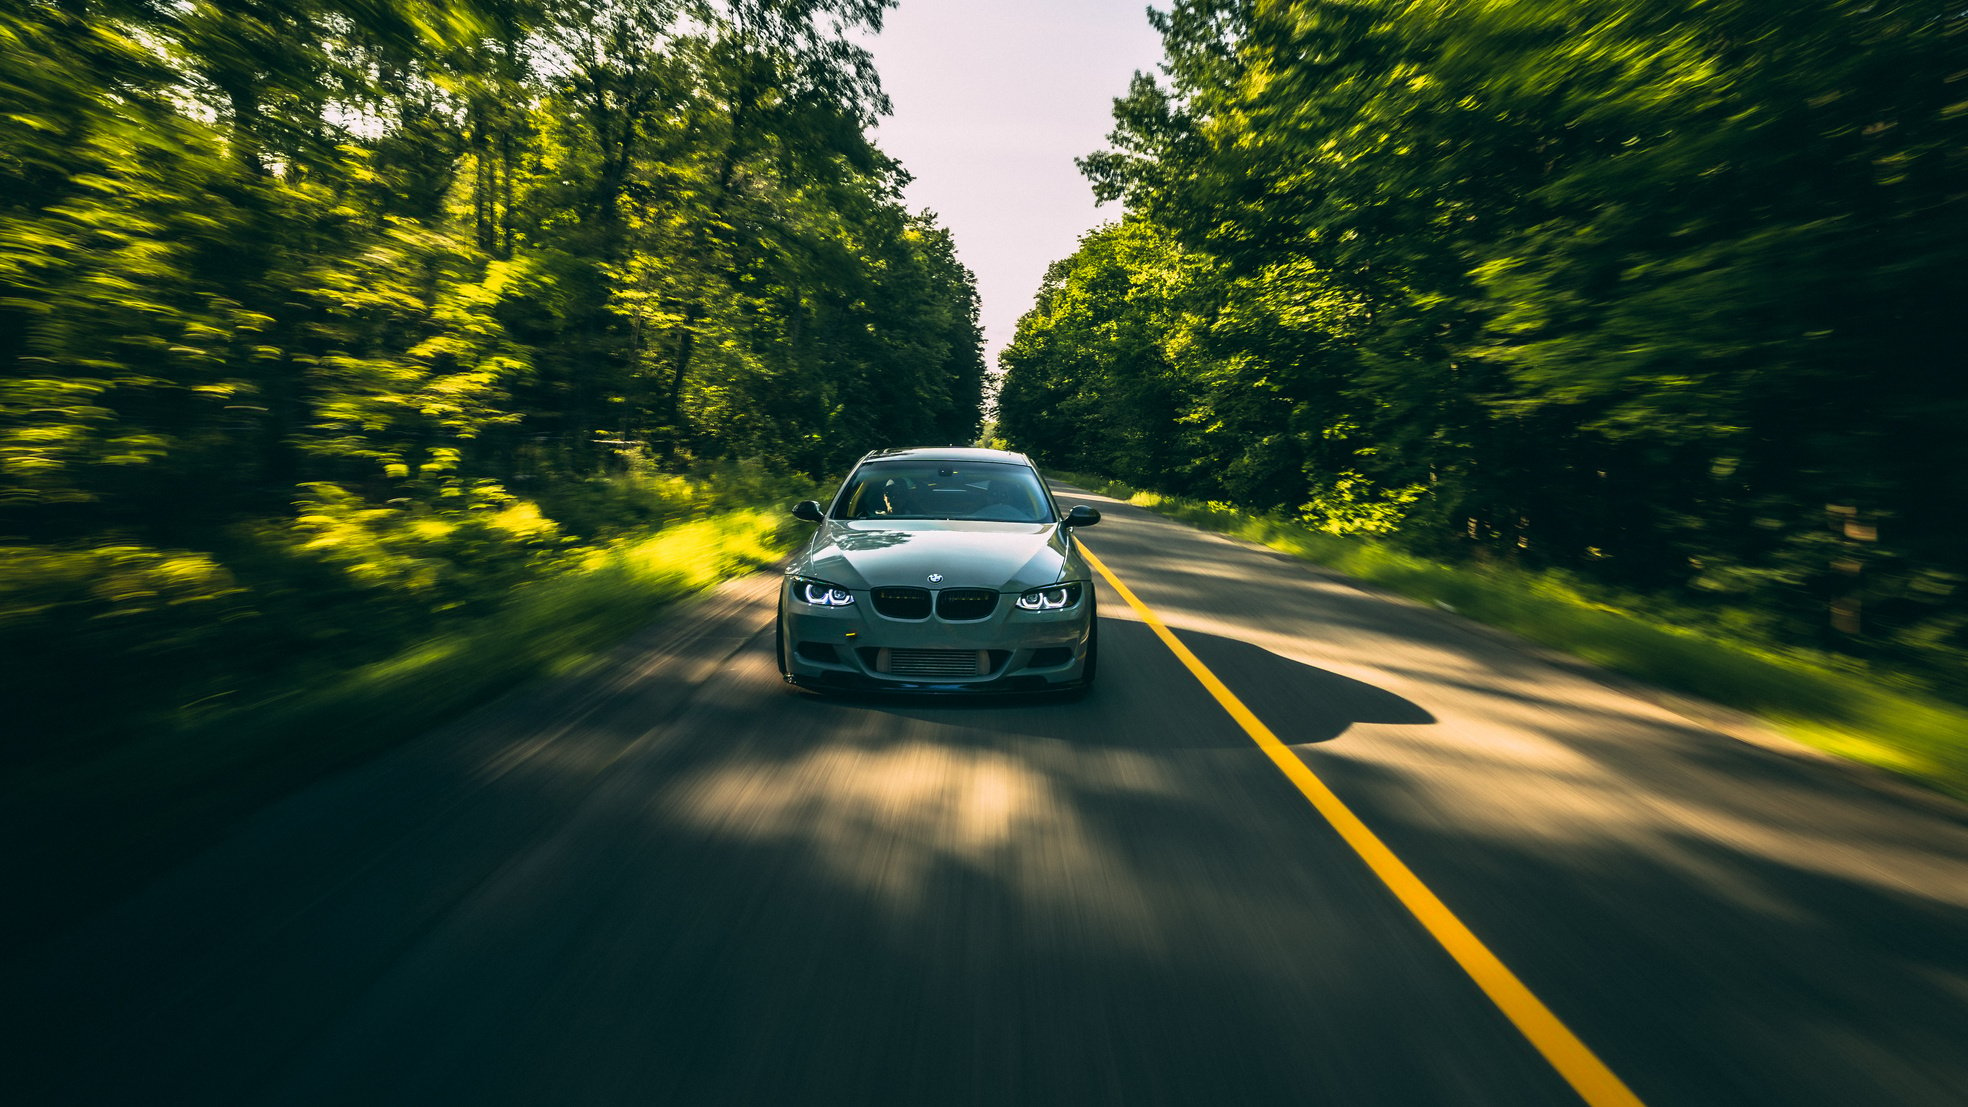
<box><xmin>927</xmin><ymin>573</ymin><xmax>944</xmax><ymax>583</ymax></box>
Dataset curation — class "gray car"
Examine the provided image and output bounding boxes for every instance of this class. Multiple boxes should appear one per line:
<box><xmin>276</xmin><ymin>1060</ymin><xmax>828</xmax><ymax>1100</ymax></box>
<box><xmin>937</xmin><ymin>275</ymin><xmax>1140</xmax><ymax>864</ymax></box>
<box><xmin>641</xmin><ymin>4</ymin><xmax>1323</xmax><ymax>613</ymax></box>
<box><xmin>776</xmin><ymin>447</ymin><xmax>1100</xmax><ymax>693</ymax></box>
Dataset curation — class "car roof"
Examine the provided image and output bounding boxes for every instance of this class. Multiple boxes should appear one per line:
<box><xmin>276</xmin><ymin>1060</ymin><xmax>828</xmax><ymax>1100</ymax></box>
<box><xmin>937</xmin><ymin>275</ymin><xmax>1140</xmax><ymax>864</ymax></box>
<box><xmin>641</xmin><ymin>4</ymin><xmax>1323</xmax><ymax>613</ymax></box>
<box><xmin>856</xmin><ymin>447</ymin><xmax>1034</xmax><ymax>466</ymax></box>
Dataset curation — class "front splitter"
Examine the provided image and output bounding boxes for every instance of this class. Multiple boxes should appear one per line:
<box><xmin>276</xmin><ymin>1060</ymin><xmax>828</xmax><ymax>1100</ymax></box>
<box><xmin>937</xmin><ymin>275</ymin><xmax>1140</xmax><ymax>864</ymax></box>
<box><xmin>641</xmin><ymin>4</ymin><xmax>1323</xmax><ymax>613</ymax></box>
<box><xmin>786</xmin><ymin>669</ymin><xmax>1080</xmax><ymax>695</ymax></box>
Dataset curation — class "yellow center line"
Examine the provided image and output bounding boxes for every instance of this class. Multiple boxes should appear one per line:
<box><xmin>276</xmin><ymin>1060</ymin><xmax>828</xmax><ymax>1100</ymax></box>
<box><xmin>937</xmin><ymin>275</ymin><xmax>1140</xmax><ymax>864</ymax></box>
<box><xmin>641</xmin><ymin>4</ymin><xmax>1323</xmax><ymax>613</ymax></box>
<box><xmin>1079</xmin><ymin>542</ymin><xmax>1645</xmax><ymax>1107</ymax></box>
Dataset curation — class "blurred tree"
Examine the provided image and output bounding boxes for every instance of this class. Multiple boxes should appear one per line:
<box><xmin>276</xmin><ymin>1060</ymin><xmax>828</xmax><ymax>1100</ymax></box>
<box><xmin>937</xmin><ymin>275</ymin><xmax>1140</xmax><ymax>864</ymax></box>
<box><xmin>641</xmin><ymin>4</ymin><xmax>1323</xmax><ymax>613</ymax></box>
<box><xmin>1013</xmin><ymin>0</ymin><xmax>1968</xmax><ymax>686</ymax></box>
<box><xmin>0</xmin><ymin>0</ymin><xmax>982</xmax><ymax>758</ymax></box>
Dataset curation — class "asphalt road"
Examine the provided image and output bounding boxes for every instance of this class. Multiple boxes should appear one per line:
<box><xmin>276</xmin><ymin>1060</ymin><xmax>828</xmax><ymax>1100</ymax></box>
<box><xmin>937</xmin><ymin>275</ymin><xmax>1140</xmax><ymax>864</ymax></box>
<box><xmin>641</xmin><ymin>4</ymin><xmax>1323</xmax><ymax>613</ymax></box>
<box><xmin>8</xmin><ymin>485</ymin><xmax>1968</xmax><ymax>1105</ymax></box>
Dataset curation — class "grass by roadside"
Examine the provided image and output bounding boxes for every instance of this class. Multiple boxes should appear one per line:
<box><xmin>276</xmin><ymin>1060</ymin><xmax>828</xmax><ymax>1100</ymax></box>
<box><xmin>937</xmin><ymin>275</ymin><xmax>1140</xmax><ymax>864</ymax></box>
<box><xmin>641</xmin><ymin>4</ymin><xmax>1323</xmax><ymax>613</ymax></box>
<box><xmin>3</xmin><ymin>506</ymin><xmax>801</xmax><ymax>948</ymax></box>
<box><xmin>1056</xmin><ymin>472</ymin><xmax>1968</xmax><ymax>803</ymax></box>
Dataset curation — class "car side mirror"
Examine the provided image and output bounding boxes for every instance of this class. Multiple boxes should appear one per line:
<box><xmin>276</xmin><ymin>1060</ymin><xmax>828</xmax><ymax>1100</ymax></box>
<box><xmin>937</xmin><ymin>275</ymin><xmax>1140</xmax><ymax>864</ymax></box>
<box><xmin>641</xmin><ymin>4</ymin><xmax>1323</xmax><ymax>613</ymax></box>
<box><xmin>1062</xmin><ymin>505</ymin><xmax>1101</xmax><ymax>528</ymax></box>
<box><xmin>792</xmin><ymin>500</ymin><xmax>825</xmax><ymax>523</ymax></box>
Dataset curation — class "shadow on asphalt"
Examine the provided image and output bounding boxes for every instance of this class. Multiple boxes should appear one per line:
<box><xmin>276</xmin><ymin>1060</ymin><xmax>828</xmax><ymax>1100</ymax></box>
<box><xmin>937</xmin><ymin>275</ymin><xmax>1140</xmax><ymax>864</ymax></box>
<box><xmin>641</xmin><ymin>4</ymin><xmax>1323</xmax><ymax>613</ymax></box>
<box><xmin>790</xmin><ymin>617</ymin><xmax>1434</xmax><ymax>749</ymax></box>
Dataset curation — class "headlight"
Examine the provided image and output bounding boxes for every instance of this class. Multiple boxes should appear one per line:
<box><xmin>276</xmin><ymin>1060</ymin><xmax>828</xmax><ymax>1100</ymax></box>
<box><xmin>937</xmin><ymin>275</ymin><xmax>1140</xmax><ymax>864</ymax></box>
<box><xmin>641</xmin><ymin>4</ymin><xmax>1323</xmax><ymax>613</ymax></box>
<box><xmin>792</xmin><ymin>577</ymin><xmax>855</xmax><ymax>606</ymax></box>
<box><xmin>1015</xmin><ymin>582</ymin><xmax>1083</xmax><ymax>611</ymax></box>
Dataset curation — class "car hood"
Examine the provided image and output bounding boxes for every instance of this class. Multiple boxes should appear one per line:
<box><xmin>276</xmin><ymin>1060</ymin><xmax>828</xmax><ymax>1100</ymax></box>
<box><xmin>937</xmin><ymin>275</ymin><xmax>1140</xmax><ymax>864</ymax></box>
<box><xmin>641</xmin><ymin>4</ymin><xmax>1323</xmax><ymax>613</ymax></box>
<box><xmin>796</xmin><ymin>520</ymin><xmax>1073</xmax><ymax>592</ymax></box>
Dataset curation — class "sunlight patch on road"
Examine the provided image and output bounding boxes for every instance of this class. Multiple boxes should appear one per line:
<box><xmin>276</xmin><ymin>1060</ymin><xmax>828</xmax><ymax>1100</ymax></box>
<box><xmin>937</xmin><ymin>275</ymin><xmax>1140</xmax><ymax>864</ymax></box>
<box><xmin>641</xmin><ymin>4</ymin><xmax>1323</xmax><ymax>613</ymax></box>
<box><xmin>656</xmin><ymin>738</ymin><xmax>1182</xmax><ymax>949</ymax></box>
<box><xmin>1314</xmin><ymin>684</ymin><xmax>1968</xmax><ymax>916</ymax></box>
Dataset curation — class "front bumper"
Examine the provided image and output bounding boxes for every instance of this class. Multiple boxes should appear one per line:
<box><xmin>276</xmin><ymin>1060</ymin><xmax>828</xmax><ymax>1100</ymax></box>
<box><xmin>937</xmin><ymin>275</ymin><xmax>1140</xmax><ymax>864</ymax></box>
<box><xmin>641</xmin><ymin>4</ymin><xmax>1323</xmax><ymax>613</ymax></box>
<box><xmin>779</xmin><ymin>581</ymin><xmax>1092</xmax><ymax>692</ymax></box>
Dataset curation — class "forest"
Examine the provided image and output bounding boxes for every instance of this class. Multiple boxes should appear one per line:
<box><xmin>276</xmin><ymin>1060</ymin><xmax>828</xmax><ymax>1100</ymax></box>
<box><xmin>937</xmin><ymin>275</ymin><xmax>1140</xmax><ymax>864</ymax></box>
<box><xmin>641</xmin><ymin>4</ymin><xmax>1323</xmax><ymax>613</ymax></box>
<box><xmin>1</xmin><ymin>0</ymin><xmax>983</xmax><ymax>768</ymax></box>
<box><xmin>998</xmin><ymin>0</ymin><xmax>1968</xmax><ymax>698</ymax></box>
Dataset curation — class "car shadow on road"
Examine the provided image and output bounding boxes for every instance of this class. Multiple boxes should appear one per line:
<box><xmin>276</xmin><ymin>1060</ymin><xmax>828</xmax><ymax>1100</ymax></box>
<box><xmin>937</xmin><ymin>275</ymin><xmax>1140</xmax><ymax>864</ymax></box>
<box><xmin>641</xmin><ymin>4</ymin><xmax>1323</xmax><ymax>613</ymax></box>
<box><xmin>813</xmin><ymin>617</ymin><xmax>1434</xmax><ymax>750</ymax></box>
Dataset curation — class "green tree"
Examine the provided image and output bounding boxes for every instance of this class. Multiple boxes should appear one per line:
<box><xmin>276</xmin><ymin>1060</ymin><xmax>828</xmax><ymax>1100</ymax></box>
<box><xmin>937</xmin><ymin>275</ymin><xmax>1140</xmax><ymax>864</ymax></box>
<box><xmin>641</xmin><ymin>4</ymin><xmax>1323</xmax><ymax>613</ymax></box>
<box><xmin>1018</xmin><ymin>0</ymin><xmax>1968</xmax><ymax>685</ymax></box>
<box><xmin>0</xmin><ymin>0</ymin><xmax>984</xmax><ymax>758</ymax></box>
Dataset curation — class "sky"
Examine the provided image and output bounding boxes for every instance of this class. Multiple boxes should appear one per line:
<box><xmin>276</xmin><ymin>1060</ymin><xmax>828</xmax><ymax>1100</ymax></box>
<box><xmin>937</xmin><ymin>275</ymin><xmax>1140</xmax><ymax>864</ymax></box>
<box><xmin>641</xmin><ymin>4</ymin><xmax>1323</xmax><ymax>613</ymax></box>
<box><xmin>859</xmin><ymin>1</ymin><xmax>1168</xmax><ymax>369</ymax></box>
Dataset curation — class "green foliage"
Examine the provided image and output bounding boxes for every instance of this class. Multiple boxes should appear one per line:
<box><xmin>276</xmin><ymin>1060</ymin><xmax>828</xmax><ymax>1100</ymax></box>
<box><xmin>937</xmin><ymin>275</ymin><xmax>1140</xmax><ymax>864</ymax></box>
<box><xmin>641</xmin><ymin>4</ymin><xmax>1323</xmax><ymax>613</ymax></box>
<box><xmin>1007</xmin><ymin>0</ymin><xmax>1968</xmax><ymax>701</ymax></box>
<box><xmin>998</xmin><ymin>219</ymin><xmax>1211</xmax><ymax>489</ymax></box>
<box><xmin>0</xmin><ymin>459</ymin><xmax>807</xmax><ymax>773</ymax></box>
<box><xmin>0</xmin><ymin>0</ymin><xmax>981</xmax><ymax>777</ymax></box>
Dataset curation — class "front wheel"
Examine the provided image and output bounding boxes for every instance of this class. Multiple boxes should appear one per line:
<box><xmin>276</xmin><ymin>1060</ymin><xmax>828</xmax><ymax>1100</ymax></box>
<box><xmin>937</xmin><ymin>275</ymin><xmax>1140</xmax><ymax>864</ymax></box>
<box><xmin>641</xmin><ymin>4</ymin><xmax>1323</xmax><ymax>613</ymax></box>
<box><xmin>1066</xmin><ymin>600</ymin><xmax>1098</xmax><ymax>697</ymax></box>
<box><xmin>775</xmin><ymin>600</ymin><xmax>792</xmax><ymax>681</ymax></box>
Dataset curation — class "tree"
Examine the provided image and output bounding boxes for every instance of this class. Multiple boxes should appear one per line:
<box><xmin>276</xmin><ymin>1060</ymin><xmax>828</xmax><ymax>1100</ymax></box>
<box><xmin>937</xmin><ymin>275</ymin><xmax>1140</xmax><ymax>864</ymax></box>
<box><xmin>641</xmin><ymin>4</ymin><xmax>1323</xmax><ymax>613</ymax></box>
<box><xmin>1015</xmin><ymin>0</ymin><xmax>1968</xmax><ymax>684</ymax></box>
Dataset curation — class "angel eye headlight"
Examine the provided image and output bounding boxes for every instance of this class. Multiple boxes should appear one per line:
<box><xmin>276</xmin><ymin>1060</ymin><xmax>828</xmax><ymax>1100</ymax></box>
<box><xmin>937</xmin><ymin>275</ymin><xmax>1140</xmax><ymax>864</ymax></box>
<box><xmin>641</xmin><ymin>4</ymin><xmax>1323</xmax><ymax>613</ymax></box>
<box><xmin>793</xmin><ymin>578</ymin><xmax>855</xmax><ymax>606</ymax></box>
<box><xmin>1015</xmin><ymin>582</ymin><xmax>1083</xmax><ymax>611</ymax></box>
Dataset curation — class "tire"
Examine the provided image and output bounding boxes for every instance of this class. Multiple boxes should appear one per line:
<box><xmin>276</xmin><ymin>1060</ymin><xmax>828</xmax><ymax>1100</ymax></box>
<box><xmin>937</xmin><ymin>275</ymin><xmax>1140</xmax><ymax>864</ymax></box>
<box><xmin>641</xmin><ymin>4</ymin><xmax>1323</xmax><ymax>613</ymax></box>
<box><xmin>775</xmin><ymin>600</ymin><xmax>791</xmax><ymax>680</ymax></box>
<box><xmin>1065</xmin><ymin>597</ymin><xmax>1098</xmax><ymax>698</ymax></box>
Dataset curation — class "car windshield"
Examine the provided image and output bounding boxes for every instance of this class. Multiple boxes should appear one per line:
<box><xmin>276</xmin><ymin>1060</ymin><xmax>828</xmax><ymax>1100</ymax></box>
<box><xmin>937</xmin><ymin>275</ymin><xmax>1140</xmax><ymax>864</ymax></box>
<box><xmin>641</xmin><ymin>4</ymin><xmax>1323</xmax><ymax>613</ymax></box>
<box><xmin>832</xmin><ymin>461</ymin><xmax>1055</xmax><ymax>523</ymax></box>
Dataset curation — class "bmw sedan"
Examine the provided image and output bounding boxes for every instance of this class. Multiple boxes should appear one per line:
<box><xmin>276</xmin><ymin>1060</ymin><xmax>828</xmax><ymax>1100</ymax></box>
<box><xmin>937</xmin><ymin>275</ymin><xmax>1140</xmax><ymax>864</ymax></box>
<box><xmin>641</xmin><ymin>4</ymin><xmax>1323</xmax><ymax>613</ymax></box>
<box><xmin>776</xmin><ymin>447</ymin><xmax>1101</xmax><ymax>693</ymax></box>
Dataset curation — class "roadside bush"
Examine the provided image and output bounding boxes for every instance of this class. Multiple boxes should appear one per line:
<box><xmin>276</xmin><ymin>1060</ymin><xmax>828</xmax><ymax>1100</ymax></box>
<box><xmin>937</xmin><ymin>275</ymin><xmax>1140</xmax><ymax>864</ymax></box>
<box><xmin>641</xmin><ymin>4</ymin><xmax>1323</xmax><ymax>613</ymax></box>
<box><xmin>1</xmin><ymin>460</ymin><xmax>811</xmax><ymax>780</ymax></box>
